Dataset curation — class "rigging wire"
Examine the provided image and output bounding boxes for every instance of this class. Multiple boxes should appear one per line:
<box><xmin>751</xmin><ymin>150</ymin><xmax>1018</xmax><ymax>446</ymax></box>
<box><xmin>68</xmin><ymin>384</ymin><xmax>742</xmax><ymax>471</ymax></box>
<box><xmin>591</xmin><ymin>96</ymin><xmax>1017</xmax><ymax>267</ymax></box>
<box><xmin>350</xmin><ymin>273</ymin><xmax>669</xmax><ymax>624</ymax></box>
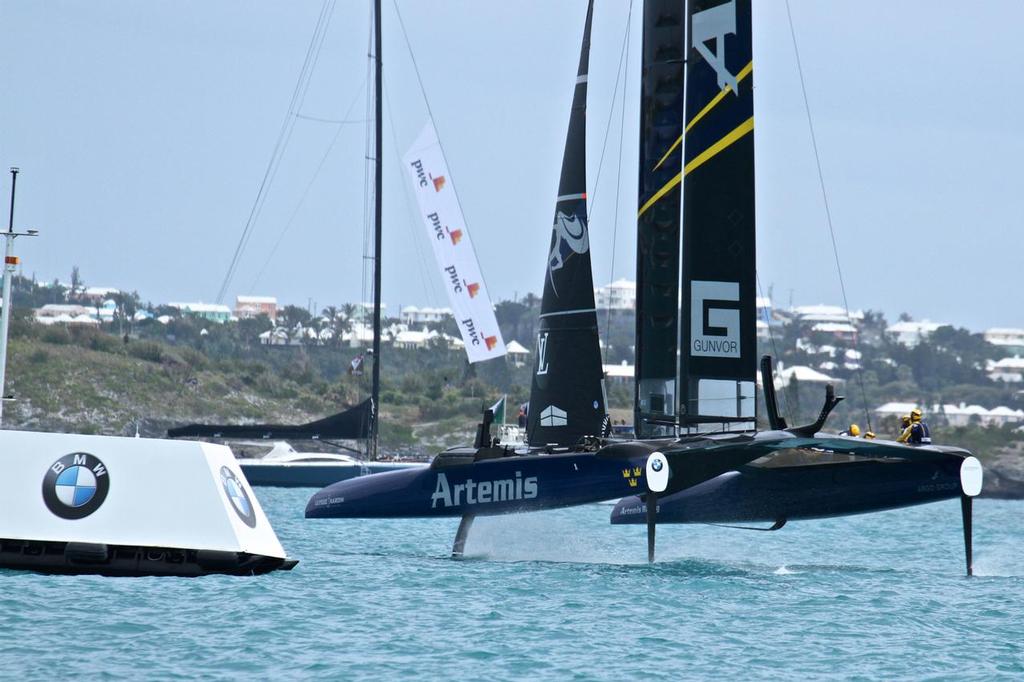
<box><xmin>785</xmin><ymin>0</ymin><xmax>873</xmax><ymax>432</ymax></box>
<box><xmin>600</xmin><ymin>0</ymin><xmax>634</xmax><ymax>355</ymax></box>
<box><xmin>294</xmin><ymin>113</ymin><xmax>367</xmax><ymax>124</ymax></box>
<box><xmin>382</xmin><ymin>78</ymin><xmax>446</xmax><ymax>309</ymax></box>
<box><xmin>248</xmin><ymin>79</ymin><xmax>368</xmax><ymax>292</ymax></box>
<box><xmin>216</xmin><ymin>0</ymin><xmax>337</xmax><ymax>303</ymax></box>
<box><xmin>390</xmin><ymin>0</ymin><xmax>502</xmax><ymax>307</ymax></box>
<box><xmin>587</xmin><ymin>0</ymin><xmax>634</xmax><ymax>223</ymax></box>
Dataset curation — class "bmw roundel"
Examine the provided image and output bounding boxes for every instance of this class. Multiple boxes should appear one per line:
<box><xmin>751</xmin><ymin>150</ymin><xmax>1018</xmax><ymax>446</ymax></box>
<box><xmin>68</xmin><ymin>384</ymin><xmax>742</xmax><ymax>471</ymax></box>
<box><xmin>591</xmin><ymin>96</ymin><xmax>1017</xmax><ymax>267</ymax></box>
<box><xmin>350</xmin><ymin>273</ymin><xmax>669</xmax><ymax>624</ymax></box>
<box><xmin>651</xmin><ymin>458</ymin><xmax>664</xmax><ymax>472</ymax></box>
<box><xmin>42</xmin><ymin>452</ymin><xmax>110</xmax><ymax>520</ymax></box>
<box><xmin>220</xmin><ymin>466</ymin><xmax>256</xmax><ymax>528</ymax></box>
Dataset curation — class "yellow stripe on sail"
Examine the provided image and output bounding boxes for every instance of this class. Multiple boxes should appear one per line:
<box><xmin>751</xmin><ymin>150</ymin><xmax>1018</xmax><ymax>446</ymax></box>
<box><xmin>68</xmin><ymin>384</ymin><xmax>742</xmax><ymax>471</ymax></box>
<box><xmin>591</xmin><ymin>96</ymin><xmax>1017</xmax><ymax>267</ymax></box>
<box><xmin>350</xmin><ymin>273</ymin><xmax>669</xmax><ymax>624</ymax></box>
<box><xmin>651</xmin><ymin>61</ymin><xmax>753</xmax><ymax>172</ymax></box>
<box><xmin>637</xmin><ymin>172</ymin><xmax>682</xmax><ymax>218</ymax></box>
<box><xmin>682</xmin><ymin>116</ymin><xmax>753</xmax><ymax>177</ymax></box>
<box><xmin>638</xmin><ymin>116</ymin><xmax>754</xmax><ymax>218</ymax></box>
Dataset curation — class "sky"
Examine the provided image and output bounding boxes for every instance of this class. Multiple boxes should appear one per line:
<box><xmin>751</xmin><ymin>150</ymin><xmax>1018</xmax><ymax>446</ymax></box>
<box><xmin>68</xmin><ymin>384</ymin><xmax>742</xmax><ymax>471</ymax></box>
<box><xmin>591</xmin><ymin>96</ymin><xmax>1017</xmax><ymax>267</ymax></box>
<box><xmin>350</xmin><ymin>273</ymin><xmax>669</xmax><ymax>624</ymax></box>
<box><xmin>1</xmin><ymin>0</ymin><xmax>1022</xmax><ymax>331</ymax></box>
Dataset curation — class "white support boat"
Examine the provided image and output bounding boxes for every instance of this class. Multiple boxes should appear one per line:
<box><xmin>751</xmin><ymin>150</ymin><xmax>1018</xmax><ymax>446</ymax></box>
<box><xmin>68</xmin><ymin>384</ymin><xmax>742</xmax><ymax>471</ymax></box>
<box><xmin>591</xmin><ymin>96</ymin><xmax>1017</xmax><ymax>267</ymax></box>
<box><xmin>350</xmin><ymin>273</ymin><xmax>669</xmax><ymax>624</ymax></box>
<box><xmin>238</xmin><ymin>442</ymin><xmax>425</xmax><ymax>488</ymax></box>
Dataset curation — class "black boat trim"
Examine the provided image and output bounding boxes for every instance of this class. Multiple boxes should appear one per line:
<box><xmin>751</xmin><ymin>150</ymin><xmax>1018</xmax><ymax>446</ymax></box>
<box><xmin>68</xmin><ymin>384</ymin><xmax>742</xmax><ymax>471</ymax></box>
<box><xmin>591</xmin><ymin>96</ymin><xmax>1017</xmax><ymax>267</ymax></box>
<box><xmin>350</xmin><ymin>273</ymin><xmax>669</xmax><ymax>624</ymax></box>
<box><xmin>706</xmin><ymin>519</ymin><xmax>787</xmax><ymax>532</ymax></box>
<box><xmin>0</xmin><ymin>538</ymin><xmax>297</xmax><ymax>577</ymax></box>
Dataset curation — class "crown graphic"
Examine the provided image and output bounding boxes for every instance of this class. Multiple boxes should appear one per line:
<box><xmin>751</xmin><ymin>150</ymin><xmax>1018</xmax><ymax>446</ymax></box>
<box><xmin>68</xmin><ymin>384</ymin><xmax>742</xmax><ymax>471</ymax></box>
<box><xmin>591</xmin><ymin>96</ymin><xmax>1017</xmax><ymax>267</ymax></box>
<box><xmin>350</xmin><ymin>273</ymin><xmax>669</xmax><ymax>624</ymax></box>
<box><xmin>432</xmin><ymin>175</ymin><xmax>446</xmax><ymax>192</ymax></box>
<box><xmin>633</xmin><ymin>466</ymin><xmax>643</xmax><ymax>477</ymax></box>
<box><xmin>467</xmin><ymin>282</ymin><xmax>480</xmax><ymax>298</ymax></box>
<box><xmin>484</xmin><ymin>335</ymin><xmax>497</xmax><ymax>351</ymax></box>
<box><xmin>622</xmin><ymin>469</ymin><xmax>631</xmax><ymax>478</ymax></box>
<box><xmin>448</xmin><ymin>228</ymin><xmax>463</xmax><ymax>245</ymax></box>
<box><xmin>628</xmin><ymin>479</ymin><xmax>638</xmax><ymax>488</ymax></box>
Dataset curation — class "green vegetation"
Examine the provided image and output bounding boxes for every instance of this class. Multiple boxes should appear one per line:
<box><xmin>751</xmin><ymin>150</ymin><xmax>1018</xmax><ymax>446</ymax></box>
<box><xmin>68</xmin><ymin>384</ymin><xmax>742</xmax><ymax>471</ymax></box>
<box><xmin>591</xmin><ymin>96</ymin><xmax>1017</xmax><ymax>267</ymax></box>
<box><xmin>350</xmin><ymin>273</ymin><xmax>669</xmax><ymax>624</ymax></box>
<box><xmin>9</xmin><ymin>268</ymin><xmax>1024</xmax><ymax>470</ymax></box>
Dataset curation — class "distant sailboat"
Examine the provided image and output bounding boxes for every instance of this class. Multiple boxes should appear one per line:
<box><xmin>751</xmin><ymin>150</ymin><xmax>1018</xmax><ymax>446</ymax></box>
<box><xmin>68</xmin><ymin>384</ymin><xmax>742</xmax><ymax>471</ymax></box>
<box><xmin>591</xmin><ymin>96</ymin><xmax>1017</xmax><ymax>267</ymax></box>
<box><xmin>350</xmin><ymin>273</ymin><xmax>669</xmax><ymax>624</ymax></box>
<box><xmin>167</xmin><ymin>0</ymin><xmax>426</xmax><ymax>486</ymax></box>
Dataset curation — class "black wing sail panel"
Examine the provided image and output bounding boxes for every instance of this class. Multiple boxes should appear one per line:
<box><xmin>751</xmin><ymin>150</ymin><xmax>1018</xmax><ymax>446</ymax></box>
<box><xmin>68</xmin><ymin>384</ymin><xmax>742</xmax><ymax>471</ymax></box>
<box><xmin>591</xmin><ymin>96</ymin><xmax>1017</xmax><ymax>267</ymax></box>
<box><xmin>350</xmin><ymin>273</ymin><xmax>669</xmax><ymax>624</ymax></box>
<box><xmin>527</xmin><ymin>0</ymin><xmax>606</xmax><ymax>448</ymax></box>
<box><xmin>167</xmin><ymin>399</ymin><xmax>373</xmax><ymax>440</ymax></box>
<box><xmin>634</xmin><ymin>0</ymin><xmax>687</xmax><ymax>437</ymax></box>
<box><xmin>679</xmin><ymin>0</ymin><xmax>756</xmax><ymax>427</ymax></box>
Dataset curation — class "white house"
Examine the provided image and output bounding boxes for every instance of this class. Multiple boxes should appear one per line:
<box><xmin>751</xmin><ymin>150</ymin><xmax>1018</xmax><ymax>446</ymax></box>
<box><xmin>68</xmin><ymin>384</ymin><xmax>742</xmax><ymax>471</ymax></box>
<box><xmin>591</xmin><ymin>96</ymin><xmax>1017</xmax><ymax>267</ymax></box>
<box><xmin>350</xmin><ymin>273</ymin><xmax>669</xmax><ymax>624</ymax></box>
<box><xmin>506</xmin><ymin>339</ymin><xmax>530</xmax><ymax>367</ymax></box>
<box><xmin>987</xmin><ymin>356</ymin><xmax>1024</xmax><ymax>383</ymax></box>
<box><xmin>400</xmin><ymin>306</ymin><xmax>452</xmax><ymax>325</ymax></box>
<box><xmin>774</xmin><ymin>364</ymin><xmax>838</xmax><ymax>388</ymax></box>
<box><xmin>887</xmin><ymin>320</ymin><xmax>946</xmax><ymax>347</ymax></box>
<box><xmin>603</xmin><ymin>361</ymin><xmax>634</xmax><ymax>383</ymax></box>
<box><xmin>810</xmin><ymin>321</ymin><xmax>858</xmax><ymax>341</ymax></box>
<box><xmin>595</xmin><ymin>279</ymin><xmax>636</xmax><ymax>310</ymax></box>
<box><xmin>169</xmin><ymin>302</ymin><xmax>233</xmax><ymax>323</ymax></box>
<box><xmin>984</xmin><ymin>328</ymin><xmax>1024</xmax><ymax>354</ymax></box>
<box><xmin>792</xmin><ymin>304</ymin><xmax>863</xmax><ymax>325</ymax></box>
<box><xmin>78</xmin><ymin>286</ymin><xmax>121</xmax><ymax>303</ymax></box>
<box><xmin>875</xmin><ymin>401</ymin><xmax>1024</xmax><ymax>428</ymax></box>
<box><xmin>34</xmin><ymin>304</ymin><xmax>100</xmax><ymax>326</ymax></box>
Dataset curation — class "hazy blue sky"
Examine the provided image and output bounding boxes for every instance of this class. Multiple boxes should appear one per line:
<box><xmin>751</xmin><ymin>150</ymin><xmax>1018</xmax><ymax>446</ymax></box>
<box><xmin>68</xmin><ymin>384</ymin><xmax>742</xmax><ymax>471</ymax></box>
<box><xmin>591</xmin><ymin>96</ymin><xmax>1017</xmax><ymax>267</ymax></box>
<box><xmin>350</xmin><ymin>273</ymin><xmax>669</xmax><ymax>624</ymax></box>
<box><xmin>2</xmin><ymin>1</ymin><xmax>1022</xmax><ymax>330</ymax></box>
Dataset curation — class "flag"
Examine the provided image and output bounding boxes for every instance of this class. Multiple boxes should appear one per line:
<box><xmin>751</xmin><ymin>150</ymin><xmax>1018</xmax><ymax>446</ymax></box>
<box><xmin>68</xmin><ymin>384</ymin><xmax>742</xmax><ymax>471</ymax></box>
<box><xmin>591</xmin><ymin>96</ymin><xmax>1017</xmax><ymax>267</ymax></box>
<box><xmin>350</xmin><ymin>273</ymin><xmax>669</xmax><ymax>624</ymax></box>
<box><xmin>489</xmin><ymin>395</ymin><xmax>506</xmax><ymax>425</ymax></box>
<box><xmin>348</xmin><ymin>353</ymin><xmax>364</xmax><ymax>375</ymax></box>
<box><xmin>403</xmin><ymin>122</ymin><xmax>506</xmax><ymax>363</ymax></box>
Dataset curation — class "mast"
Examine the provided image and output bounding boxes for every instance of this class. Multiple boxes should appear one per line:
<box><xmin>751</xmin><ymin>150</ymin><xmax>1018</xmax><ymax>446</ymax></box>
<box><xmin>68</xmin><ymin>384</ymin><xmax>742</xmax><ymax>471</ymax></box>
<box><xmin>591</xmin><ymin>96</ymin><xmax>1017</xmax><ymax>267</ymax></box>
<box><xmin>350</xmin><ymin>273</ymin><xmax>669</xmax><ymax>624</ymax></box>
<box><xmin>526</xmin><ymin>0</ymin><xmax>606</xmax><ymax>447</ymax></box>
<box><xmin>634</xmin><ymin>0</ymin><xmax>687</xmax><ymax>437</ymax></box>
<box><xmin>370</xmin><ymin>0</ymin><xmax>383</xmax><ymax>459</ymax></box>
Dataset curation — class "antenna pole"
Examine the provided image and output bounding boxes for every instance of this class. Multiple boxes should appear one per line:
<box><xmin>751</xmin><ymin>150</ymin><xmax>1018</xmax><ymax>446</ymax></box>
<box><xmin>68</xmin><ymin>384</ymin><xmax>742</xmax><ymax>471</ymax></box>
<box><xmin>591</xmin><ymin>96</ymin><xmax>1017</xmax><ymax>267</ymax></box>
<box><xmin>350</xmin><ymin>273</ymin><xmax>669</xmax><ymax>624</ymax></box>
<box><xmin>370</xmin><ymin>0</ymin><xmax>383</xmax><ymax>460</ymax></box>
<box><xmin>6</xmin><ymin>168</ymin><xmax>15</xmax><ymax>234</ymax></box>
<box><xmin>0</xmin><ymin>168</ymin><xmax>38</xmax><ymax>425</ymax></box>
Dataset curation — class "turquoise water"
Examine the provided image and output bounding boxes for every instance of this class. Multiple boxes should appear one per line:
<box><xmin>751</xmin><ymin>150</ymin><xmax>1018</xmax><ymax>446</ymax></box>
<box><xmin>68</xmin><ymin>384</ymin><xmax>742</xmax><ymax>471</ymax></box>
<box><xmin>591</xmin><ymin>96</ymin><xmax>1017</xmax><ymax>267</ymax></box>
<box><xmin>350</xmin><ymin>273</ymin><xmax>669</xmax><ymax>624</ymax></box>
<box><xmin>3</xmin><ymin>490</ymin><xmax>1023</xmax><ymax>680</ymax></box>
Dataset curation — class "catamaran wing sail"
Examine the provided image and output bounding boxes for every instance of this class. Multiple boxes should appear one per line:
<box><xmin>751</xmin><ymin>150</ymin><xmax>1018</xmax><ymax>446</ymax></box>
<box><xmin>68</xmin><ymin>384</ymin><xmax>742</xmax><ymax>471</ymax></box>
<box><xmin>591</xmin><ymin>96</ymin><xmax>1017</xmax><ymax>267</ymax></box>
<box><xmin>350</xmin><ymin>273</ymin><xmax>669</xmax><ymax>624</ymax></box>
<box><xmin>679</xmin><ymin>0</ymin><xmax>757</xmax><ymax>429</ymax></box>
<box><xmin>527</xmin><ymin>0</ymin><xmax>607</xmax><ymax>448</ymax></box>
<box><xmin>634</xmin><ymin>0</ymin><xmax>756</xmax><ymax>435</ymax></box>
<box><xmin>167</xmin><ymin>399</ymin><xmax>373</xmax><ymax>440</ymax></box>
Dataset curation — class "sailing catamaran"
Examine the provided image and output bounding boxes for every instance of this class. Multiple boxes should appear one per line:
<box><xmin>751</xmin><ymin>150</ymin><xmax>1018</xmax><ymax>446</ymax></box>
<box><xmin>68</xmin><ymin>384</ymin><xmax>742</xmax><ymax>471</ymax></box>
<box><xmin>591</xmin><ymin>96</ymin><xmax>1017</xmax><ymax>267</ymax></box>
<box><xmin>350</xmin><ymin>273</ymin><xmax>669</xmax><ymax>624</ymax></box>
<box><xmin>306</xmin><ymin>0</ymin><xmax>983</xmax><ymax>573</ymax></box>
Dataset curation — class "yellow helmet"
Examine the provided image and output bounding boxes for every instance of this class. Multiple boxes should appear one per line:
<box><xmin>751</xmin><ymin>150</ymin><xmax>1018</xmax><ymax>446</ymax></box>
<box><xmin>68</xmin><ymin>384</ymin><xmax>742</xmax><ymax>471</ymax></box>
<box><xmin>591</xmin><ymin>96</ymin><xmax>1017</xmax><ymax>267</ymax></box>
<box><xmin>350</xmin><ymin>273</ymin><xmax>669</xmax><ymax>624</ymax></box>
<box><xmin>864</xmin><ymin>431</ymin><xmax>877</xmax><ymax>439</ymax></box>
<box><xmin>849</xmin><ymin>424</ymin><xmax>861</xmax><ymax>437</ymax></box>
<box><xmin>901</xmin><ymin>414</ymin><xmax>911</xmax><ymax>426</ymax></box>
<box><xmin>911</xmin><ymin>408</ymin><xmax>922</xmax><ymax>422</ymax></box>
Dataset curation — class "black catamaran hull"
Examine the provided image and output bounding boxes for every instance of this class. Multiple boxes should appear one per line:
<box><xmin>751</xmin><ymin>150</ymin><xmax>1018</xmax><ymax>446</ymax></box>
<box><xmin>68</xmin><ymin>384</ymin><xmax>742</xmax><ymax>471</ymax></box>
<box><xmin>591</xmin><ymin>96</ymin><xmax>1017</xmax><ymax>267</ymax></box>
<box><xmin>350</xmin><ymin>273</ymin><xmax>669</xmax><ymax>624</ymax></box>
<box><xmin>305</xmin><ymin>435</ymin><xmax>775</xmax><ymax>519</ymax></box>
<box><xmin>306</xmin><ymin>452</ymin><xmax>656</xmax><ymax>518</ymax></box>
<box><xmin>611</xmin><ymin>452</ymin><xmax>972</xmax><ymax>525</ymax></box>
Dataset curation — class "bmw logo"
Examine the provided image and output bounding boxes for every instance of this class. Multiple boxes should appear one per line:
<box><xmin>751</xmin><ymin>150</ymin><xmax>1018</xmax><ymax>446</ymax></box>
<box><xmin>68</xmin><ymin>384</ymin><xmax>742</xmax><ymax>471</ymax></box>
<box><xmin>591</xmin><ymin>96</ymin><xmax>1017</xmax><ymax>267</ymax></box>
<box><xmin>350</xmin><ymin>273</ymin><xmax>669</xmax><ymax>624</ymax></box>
<box><xmin>42</xmin><ymin>453</ymin><xmax>110</xmax><ymax>520</ymax></box>
<box><xmin>220</xmin><ymin>466</ymin><xmax>256</xmax><ymax>528</ymax></box>
<box><xmin>651</xmin><ymin>458</ymin><xmax>664</xmax><ymax>472</ymax></box>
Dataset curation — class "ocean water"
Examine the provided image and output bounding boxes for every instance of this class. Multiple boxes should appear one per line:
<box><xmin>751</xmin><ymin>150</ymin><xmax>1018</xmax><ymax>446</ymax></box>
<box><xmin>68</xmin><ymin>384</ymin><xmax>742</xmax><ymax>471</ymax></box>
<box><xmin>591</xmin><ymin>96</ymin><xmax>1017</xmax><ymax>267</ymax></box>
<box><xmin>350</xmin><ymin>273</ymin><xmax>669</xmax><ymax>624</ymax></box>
<box><xmin>3</xmin><ymin>490</ymin><xmax>1023</xmax><ymax>680</ymax></box>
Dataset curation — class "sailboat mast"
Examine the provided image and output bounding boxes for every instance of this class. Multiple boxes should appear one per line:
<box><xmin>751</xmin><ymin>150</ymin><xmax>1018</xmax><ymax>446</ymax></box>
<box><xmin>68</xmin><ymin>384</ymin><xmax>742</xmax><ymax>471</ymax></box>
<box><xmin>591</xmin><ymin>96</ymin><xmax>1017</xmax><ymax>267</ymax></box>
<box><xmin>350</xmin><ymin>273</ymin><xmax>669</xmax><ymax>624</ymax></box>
<box><xmin>370</xmin><ymin>0</ymin><xmax>383</xmax><ymax>459</ymax></box>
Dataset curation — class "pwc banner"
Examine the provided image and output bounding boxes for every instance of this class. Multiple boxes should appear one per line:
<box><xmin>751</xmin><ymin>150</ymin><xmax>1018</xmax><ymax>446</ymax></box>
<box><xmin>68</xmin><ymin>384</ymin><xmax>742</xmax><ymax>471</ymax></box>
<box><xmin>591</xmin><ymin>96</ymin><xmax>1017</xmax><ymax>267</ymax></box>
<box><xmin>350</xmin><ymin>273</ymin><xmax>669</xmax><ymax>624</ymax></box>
<box><xmin>403</xmin><ymin>123</ymin><xmax>506</xmax><ymax>363</ymax></box>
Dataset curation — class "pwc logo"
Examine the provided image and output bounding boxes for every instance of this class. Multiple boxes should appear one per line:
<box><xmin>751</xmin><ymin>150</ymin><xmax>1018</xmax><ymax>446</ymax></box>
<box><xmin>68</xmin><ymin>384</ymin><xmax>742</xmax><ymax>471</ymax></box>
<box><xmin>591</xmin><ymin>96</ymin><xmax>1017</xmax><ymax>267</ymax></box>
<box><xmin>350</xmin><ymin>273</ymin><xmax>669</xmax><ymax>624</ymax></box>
<box><xmin>447</xmin><ymin>227</ymin><xmax>463</xmax><ymax>245</ymax></box>
<box><xmin>484</xmin><ymin>335</ymin><xmax>498</xmax><ymax>351</ymax></box>
<box><xmin>690</xmin><ymin>280</ymin><xmax>740</xmax><ymax>358</ymax></box>
<box><xmin>432</xmin><ymin>175</ymin><xmax>446</xmax><ymax>192</ymax></box>
<box><xmin>466</xmin><ymin>282</ymin><xmax>480</xmax><ymax>298</ymax></box>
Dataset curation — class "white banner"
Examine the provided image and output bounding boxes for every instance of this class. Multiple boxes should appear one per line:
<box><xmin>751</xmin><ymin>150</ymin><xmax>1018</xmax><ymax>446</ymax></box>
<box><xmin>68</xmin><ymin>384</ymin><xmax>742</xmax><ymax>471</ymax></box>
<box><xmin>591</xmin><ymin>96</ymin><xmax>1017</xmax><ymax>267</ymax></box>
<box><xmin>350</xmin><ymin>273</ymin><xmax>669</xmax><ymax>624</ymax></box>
<box><xmin>403</xmin><ymin>123</ymin><xmax>506</xmax><ymax>363</ymax></box>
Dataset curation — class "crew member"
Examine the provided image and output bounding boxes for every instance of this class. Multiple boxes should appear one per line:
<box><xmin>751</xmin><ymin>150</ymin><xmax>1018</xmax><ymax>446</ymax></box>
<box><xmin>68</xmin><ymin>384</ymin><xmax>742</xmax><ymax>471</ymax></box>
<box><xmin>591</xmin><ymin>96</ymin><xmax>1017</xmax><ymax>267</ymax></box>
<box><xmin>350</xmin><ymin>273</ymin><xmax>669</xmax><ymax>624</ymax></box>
<box><xmin>897</xmin><ymin>408</ymin><xmax>931</xmax><ymax>445</ymax></box>
<box><xmin>897</xmin><ymin>414</ymin><xmax>911</xmax><ymax>439</ymax></box>
<box><xmin>840</xmin><ymin>424</ymin><xmax>861</xmax><ymax>437</ymax></box>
